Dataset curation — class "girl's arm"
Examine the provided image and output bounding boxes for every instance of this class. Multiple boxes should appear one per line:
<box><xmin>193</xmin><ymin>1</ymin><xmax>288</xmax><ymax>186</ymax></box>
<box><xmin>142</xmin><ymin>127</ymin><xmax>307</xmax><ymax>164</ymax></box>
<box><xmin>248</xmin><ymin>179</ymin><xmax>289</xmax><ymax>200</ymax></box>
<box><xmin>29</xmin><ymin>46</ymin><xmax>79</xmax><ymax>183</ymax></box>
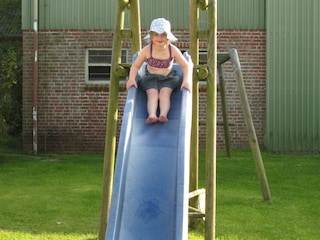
<box><xmin>126</xmin><ymin>47</ymin><xmax>148</xmax><ymax>90</ymax></box>
<box><xmin>172</xmin><ymin>45</ymin><xmax>193</xmax><ymax>92</ymax></box>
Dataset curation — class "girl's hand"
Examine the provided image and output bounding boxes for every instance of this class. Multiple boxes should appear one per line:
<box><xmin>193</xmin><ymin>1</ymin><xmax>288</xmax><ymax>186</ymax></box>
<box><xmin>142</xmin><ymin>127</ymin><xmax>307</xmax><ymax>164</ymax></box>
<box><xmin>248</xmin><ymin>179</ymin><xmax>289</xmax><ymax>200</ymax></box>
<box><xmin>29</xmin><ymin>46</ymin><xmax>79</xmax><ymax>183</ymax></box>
<box><xmin>126</xmin><ymin>79</ymin><xmax>137</xmax><ymax>91</ymax></box>
<box><xmin>181</xmin><ymin>80</ymin><xmax>192</xmax><ymax>92</ymax></box>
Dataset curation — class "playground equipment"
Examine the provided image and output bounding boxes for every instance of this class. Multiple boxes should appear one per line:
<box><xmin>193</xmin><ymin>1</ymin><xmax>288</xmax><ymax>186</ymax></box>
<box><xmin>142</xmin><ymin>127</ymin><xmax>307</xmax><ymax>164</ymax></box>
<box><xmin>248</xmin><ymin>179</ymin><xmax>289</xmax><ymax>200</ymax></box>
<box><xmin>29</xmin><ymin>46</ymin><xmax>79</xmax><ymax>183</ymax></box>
<box><xmin>99</xmin><ymin>0</ymin><xmax>271</xmax><ymax>239</ymax></box>
<box><xmin>105</xmin><ymin>53</ymin><xmax>193</xmax><ymax>240</ymax></box>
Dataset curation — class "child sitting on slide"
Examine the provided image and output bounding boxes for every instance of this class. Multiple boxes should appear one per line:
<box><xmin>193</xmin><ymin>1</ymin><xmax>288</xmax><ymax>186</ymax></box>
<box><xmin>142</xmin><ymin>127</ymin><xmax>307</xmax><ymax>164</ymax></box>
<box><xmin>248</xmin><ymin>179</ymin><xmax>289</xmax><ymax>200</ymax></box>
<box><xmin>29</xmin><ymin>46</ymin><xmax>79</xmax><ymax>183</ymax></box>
<box><xmin>126</xmin><ymin>18</ymin><xmax>192</xmax><ymax>124</ymax></box>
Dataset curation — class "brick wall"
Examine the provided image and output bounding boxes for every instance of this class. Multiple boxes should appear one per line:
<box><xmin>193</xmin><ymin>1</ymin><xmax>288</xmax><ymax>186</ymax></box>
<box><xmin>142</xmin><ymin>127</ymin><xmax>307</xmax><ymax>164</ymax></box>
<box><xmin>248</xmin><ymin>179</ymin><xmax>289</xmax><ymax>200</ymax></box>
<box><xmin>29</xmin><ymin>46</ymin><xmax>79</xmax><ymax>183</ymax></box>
<box><xmin>22</xmin><ymin>29</ymin><xmax>266</xmax><ymax>153</ymax></box>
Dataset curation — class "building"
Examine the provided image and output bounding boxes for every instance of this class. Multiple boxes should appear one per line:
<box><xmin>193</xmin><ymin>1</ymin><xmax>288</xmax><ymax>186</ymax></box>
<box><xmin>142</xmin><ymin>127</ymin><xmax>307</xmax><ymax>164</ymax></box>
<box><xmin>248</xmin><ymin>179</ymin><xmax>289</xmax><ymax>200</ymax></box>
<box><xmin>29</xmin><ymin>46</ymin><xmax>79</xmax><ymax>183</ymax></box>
<box><xmin>22</xmin><ymin>0</ymin><xmax>320</xmax><ymax>153</ymax></box>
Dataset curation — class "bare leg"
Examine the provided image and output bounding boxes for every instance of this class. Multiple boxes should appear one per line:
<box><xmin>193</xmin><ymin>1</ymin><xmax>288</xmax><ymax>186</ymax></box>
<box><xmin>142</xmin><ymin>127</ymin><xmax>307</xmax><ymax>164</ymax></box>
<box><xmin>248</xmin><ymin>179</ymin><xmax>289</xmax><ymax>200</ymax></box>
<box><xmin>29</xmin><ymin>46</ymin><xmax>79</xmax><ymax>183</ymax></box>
<box><xmin>159</xmin><ymin>87</ymin><xmax>172</xmax><ymax>122</ymax></box>
<box><xmin>146</xmin><ymin>88</ymin><xmax>159</xmax><ymax>124</ymax></box>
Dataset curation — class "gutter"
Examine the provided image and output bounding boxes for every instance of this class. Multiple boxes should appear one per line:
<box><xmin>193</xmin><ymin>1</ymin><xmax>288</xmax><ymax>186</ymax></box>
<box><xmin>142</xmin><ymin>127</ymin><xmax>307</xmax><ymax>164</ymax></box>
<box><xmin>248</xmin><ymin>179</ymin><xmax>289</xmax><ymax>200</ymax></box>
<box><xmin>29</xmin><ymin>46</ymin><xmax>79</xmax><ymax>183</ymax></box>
<box><xmin>33</xmin><ymin>0</ymin><xmax>38</xmax><ymax>153</ymax></box>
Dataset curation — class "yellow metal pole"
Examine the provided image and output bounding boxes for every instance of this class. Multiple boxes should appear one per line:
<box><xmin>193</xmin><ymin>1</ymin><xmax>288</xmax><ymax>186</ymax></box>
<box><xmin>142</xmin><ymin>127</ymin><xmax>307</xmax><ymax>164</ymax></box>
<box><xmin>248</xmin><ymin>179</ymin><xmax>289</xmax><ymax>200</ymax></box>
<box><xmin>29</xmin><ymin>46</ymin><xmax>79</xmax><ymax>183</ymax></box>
<box><xmin>98</xmin><ymin>0</ymin><xmax>126</xmax><ymax>239</ymax></box>
<box><xmin>205</xmin><ymin>0</ymin><xmax>218</xmax><ymax>239</ymax></box>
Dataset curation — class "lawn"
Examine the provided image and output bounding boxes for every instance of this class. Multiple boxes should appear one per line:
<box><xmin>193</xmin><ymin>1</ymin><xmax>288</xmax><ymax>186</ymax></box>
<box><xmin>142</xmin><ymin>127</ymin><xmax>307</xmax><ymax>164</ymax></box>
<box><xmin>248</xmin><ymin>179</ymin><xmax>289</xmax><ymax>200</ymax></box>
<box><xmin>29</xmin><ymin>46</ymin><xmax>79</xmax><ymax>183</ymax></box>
<box><xmin>0</xmin><ymin>141</ymin><xmax>319</xmax><ymax>239</ymax></box>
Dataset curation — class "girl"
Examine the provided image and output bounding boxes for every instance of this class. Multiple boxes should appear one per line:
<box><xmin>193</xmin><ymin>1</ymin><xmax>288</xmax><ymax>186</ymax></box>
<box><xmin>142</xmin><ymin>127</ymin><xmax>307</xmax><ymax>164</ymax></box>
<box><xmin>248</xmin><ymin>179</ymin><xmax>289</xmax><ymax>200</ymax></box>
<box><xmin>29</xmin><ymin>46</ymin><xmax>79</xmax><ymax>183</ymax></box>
<box><xmin>126</xmin><ymin>18</ymin><xmax>192</xmax><ymax>124</ymax></box>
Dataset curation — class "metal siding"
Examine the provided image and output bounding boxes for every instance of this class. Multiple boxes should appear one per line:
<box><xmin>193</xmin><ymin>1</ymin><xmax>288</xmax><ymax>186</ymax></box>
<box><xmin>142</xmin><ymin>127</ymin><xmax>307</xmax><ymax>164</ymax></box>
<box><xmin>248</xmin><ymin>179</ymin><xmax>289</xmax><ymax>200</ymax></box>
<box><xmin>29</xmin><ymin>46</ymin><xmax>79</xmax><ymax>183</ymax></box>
<box><xmin>22</xmin><ymin>0</ymin><xmax>118</xmax><ymax>30</ymax></box>
<box><xmin>39</xmin><ymin>0</ymin><xmax>116</xmax><ymax>30</ymax></box>
<box><xmin>22</xmin><ymin>0</ymin><xmax>266</xmax><ymax>30</ymax></box>
<box><xmin>139</xmin><ymin>0</ymin><xmax>189</xmax><ymax>29</ymax></box>
<box><xmin>22</xmin><ymin>0</ymin><xmax>33</xmax><ymax>30</ymax></box>
<box><xmin>266</xmin><ymin>0</ymin><xmax>320</xmax><ymax>153</ymax></box>
<box><xmin>217</xmin><ymin>0</ymin><xmax>266</xmax><ymax>29</ymax></box>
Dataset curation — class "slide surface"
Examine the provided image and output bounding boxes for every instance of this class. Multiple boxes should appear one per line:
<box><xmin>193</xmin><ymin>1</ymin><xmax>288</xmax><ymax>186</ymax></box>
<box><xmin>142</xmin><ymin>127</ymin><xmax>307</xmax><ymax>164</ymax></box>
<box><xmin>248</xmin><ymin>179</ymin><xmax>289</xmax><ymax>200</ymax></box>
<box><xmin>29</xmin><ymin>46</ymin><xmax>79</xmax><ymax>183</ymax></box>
<box><xmin>105</xmin><ymin>53</ymin><xmax>192</xmax><ymax>240</ymax></box>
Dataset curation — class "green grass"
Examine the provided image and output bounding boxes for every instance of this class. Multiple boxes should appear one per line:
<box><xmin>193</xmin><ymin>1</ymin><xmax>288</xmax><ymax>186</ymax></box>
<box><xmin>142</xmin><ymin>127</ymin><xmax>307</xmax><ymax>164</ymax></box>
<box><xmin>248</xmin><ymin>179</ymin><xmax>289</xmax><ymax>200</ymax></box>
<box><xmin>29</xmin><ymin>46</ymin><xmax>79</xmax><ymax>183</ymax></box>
<box><xmin>0</xmin><ymin>143</ymin><xmax>319</xmax><ymax>239</ymax></box>
<box><xmin>0</xmin><ymin>152</ymin><xmax>101</xmax><ymax>240</ymax></box>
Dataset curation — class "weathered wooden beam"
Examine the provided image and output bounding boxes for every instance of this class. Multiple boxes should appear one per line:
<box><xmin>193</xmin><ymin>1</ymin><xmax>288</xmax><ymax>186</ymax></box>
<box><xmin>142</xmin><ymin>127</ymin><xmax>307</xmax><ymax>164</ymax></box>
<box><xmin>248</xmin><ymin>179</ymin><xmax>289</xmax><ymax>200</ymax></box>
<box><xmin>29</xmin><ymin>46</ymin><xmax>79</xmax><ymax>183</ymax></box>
<box><xmin>198</xmin><ymin>0</ymin><xmax>209</xmax><ymax>10</ymax></box>
<box><xmin>217</xmin><ymin>52</ymin><xmax>231</xmax><ymax>65</ymax></box>
<box><xmin>129</xmin><ymin>0</ymin><xmax>141</xmax><ymax>53</ymax></box>
<box><xmin>120</xmin><ymin>29</ymin><xmax>132</xmax><ymax>38</ymax></box>
<box><xmin>189</xmin><ymin>0</ymin><xmax>200</xmax><ymax>217</ymax></box>
<box><xmin>198</xmin><ymin>29</ymin><xmax>208</xmax><ymax>38</ymax></box>
<box><xmin>218</xmin><ymin>64</ymin><xmax>231</xmax><ymax>158</ymax></box>
<box><xmin>99</xmin><ymin>1</ymin><xmax>126</xmax><ymax>239</ymax></box>
<box><xmin>229</xmin><ymin>48</ymin><xmax>272</xmax><ymax>203</ymax></box>
<box><xmin>194</xmin><ymin>65</ymin><xmax>209</xmax><ymax>79</ymax></box>
<box><xmin>189</xmin><ymin>206</ymin><xmax>205</xmax><ymax>217</ymax></box>
<box><xmin>188</xmin><ymin>188</ymin><xmax>206</xmax><ymax>199</ymax></box>
<box><xmin>205</xmin><ymin>1</ymin><xmax>218</xmax><ymax>239</ymax></box>
<box><xmin>119</xmin><ymin>0</ymin><xmax>130</xmax><ymax>7</ymax></box>
<box><xmin>189</xmin><ymin>212</ymin><xmax>206</xmax><ymax>218</ymax></box>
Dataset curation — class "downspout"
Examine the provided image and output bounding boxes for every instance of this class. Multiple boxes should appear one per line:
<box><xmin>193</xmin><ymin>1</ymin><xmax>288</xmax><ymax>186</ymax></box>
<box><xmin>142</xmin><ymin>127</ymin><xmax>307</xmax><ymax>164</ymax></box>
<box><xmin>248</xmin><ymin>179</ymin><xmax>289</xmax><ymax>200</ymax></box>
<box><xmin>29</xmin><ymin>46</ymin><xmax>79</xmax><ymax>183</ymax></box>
<box><xmin>33</xmin><ymin>0</ymin><xmax>38</xmax><ymax>154</ymax></box>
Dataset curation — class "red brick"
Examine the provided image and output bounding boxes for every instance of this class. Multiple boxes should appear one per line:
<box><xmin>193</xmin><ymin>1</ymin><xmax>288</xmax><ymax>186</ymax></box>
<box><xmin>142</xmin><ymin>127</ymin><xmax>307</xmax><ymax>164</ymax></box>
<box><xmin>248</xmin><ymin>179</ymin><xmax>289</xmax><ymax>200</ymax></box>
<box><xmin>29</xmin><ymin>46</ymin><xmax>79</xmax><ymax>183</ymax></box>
<box><xmin>22</xmin><ymin>30</ymin><xmax>266</xmax><ymax>153</ymax></box>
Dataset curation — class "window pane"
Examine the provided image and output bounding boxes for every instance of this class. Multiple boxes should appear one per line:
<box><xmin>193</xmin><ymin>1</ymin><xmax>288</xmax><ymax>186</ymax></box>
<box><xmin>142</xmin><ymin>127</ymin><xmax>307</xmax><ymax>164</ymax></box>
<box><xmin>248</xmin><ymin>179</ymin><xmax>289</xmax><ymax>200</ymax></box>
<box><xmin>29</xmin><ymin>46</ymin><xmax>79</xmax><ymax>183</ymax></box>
<box><xmin>199</xmin><ymin>51</ymin><xmax>207</xmax><ymax>65</ymax></box>
<box><xmin>89</xmin><ymin>50</ymin><xmax>111</xmax><ymax>63</ymax></box>
<box><xmin>121</xmin><ymin>50</ymin><xmax>127</xmax><ymax>62</ymax></box>
<box><xmin>89</xmin><ymin>66</ymin><xmax>110</xmax><ymax>81</ymax></box>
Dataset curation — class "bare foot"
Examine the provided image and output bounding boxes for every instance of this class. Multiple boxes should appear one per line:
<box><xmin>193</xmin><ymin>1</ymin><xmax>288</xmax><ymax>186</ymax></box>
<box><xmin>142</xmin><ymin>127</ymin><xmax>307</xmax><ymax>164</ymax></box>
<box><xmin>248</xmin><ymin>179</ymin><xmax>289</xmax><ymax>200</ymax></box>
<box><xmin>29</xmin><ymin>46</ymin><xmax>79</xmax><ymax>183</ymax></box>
<box><xmin>159</xmin><ymin>115</ymin><xmax>168</xmax><ymax>123</ymax></box>
<box><xmin>146</xmin><ymin>116</ymin><xmax>158</xmax><ymax>124</ymax></box>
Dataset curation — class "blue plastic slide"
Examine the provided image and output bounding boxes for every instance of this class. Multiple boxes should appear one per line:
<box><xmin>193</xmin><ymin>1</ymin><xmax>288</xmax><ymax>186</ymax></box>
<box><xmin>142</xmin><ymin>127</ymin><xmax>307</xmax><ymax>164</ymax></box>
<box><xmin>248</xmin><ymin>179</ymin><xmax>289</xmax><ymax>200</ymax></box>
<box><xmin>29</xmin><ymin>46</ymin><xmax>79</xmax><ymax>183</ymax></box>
<box><xmin>105</xmin><ymin>53</ymin><xmax>192</xmax><ymax>240</ymax></box>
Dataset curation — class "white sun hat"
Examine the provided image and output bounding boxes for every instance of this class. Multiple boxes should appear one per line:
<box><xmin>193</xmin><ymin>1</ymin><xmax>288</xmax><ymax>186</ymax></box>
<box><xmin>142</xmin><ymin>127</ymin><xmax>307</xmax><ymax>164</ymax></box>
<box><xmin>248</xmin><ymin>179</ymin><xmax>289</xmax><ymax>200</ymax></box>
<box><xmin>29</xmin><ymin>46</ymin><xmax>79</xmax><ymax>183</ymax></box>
<box><xmin>144</xmin><ymin>18</ymin><xmax>178</xmax><ymax>42</ymax></box>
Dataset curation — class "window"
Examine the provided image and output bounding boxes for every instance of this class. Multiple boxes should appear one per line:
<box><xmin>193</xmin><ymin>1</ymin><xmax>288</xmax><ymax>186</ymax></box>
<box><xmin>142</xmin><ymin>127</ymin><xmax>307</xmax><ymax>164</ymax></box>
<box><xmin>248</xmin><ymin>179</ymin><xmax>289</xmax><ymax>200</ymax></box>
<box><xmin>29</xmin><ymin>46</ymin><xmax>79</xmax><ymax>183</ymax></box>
<box><xmin>86</xmin><ymin>49</ymin><xmax>128</xmax><ymax>83</ymax></box>
<box><xmin>199</xmin><ymin>50</ymin><xmax>208</xmax><ymax>81</ymax></box>
<box><xmin>199</xmin><ymin>50</ymin><xmax>207</xmax><ymax>65</ymax></box>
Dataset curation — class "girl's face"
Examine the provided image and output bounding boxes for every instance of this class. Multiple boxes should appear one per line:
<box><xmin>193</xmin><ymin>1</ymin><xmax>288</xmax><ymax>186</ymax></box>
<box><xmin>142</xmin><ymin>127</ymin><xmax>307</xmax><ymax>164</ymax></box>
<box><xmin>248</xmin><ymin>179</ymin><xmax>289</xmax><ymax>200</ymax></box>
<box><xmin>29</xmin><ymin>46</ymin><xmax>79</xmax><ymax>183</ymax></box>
<box><xmin>150</xmin><ymin>32</ymin><xmax>168</xmax><ymax>46</ymax></box>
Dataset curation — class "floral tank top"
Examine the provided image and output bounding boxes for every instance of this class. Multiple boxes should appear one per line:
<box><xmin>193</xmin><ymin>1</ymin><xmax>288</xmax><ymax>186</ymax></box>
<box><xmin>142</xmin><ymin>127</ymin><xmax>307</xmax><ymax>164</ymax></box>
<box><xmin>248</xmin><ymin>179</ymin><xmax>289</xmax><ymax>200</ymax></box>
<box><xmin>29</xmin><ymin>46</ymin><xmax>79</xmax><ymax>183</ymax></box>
<box><xmin>146</xmin><ymin>44</ymin><xmax>173</xmax><ymax>69</ymax></box>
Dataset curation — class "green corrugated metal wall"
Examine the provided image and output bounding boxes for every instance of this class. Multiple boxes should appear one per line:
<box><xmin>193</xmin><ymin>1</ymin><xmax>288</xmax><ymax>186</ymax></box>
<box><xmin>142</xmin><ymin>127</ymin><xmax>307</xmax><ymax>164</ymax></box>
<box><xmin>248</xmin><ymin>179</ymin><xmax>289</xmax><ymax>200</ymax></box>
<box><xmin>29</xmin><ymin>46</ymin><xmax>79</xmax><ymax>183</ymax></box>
<box><xmin>218</xmin><ymin>0</ymin><xmax>265</xmax><ymax>29</ymax></box>
<box><xmin>266</xmin><ymin>0</ymin><xmax>320</xmax><ymax>153</ymax></box>
<box><xmin>22</xmin><ymin>0</ymin><xmax>265</xmax><ymax>30</ymax></box>
<box><xmin>22</xmin><ymin>0</ymin><xmax>119</xmax><ymax>30</ymax></box>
